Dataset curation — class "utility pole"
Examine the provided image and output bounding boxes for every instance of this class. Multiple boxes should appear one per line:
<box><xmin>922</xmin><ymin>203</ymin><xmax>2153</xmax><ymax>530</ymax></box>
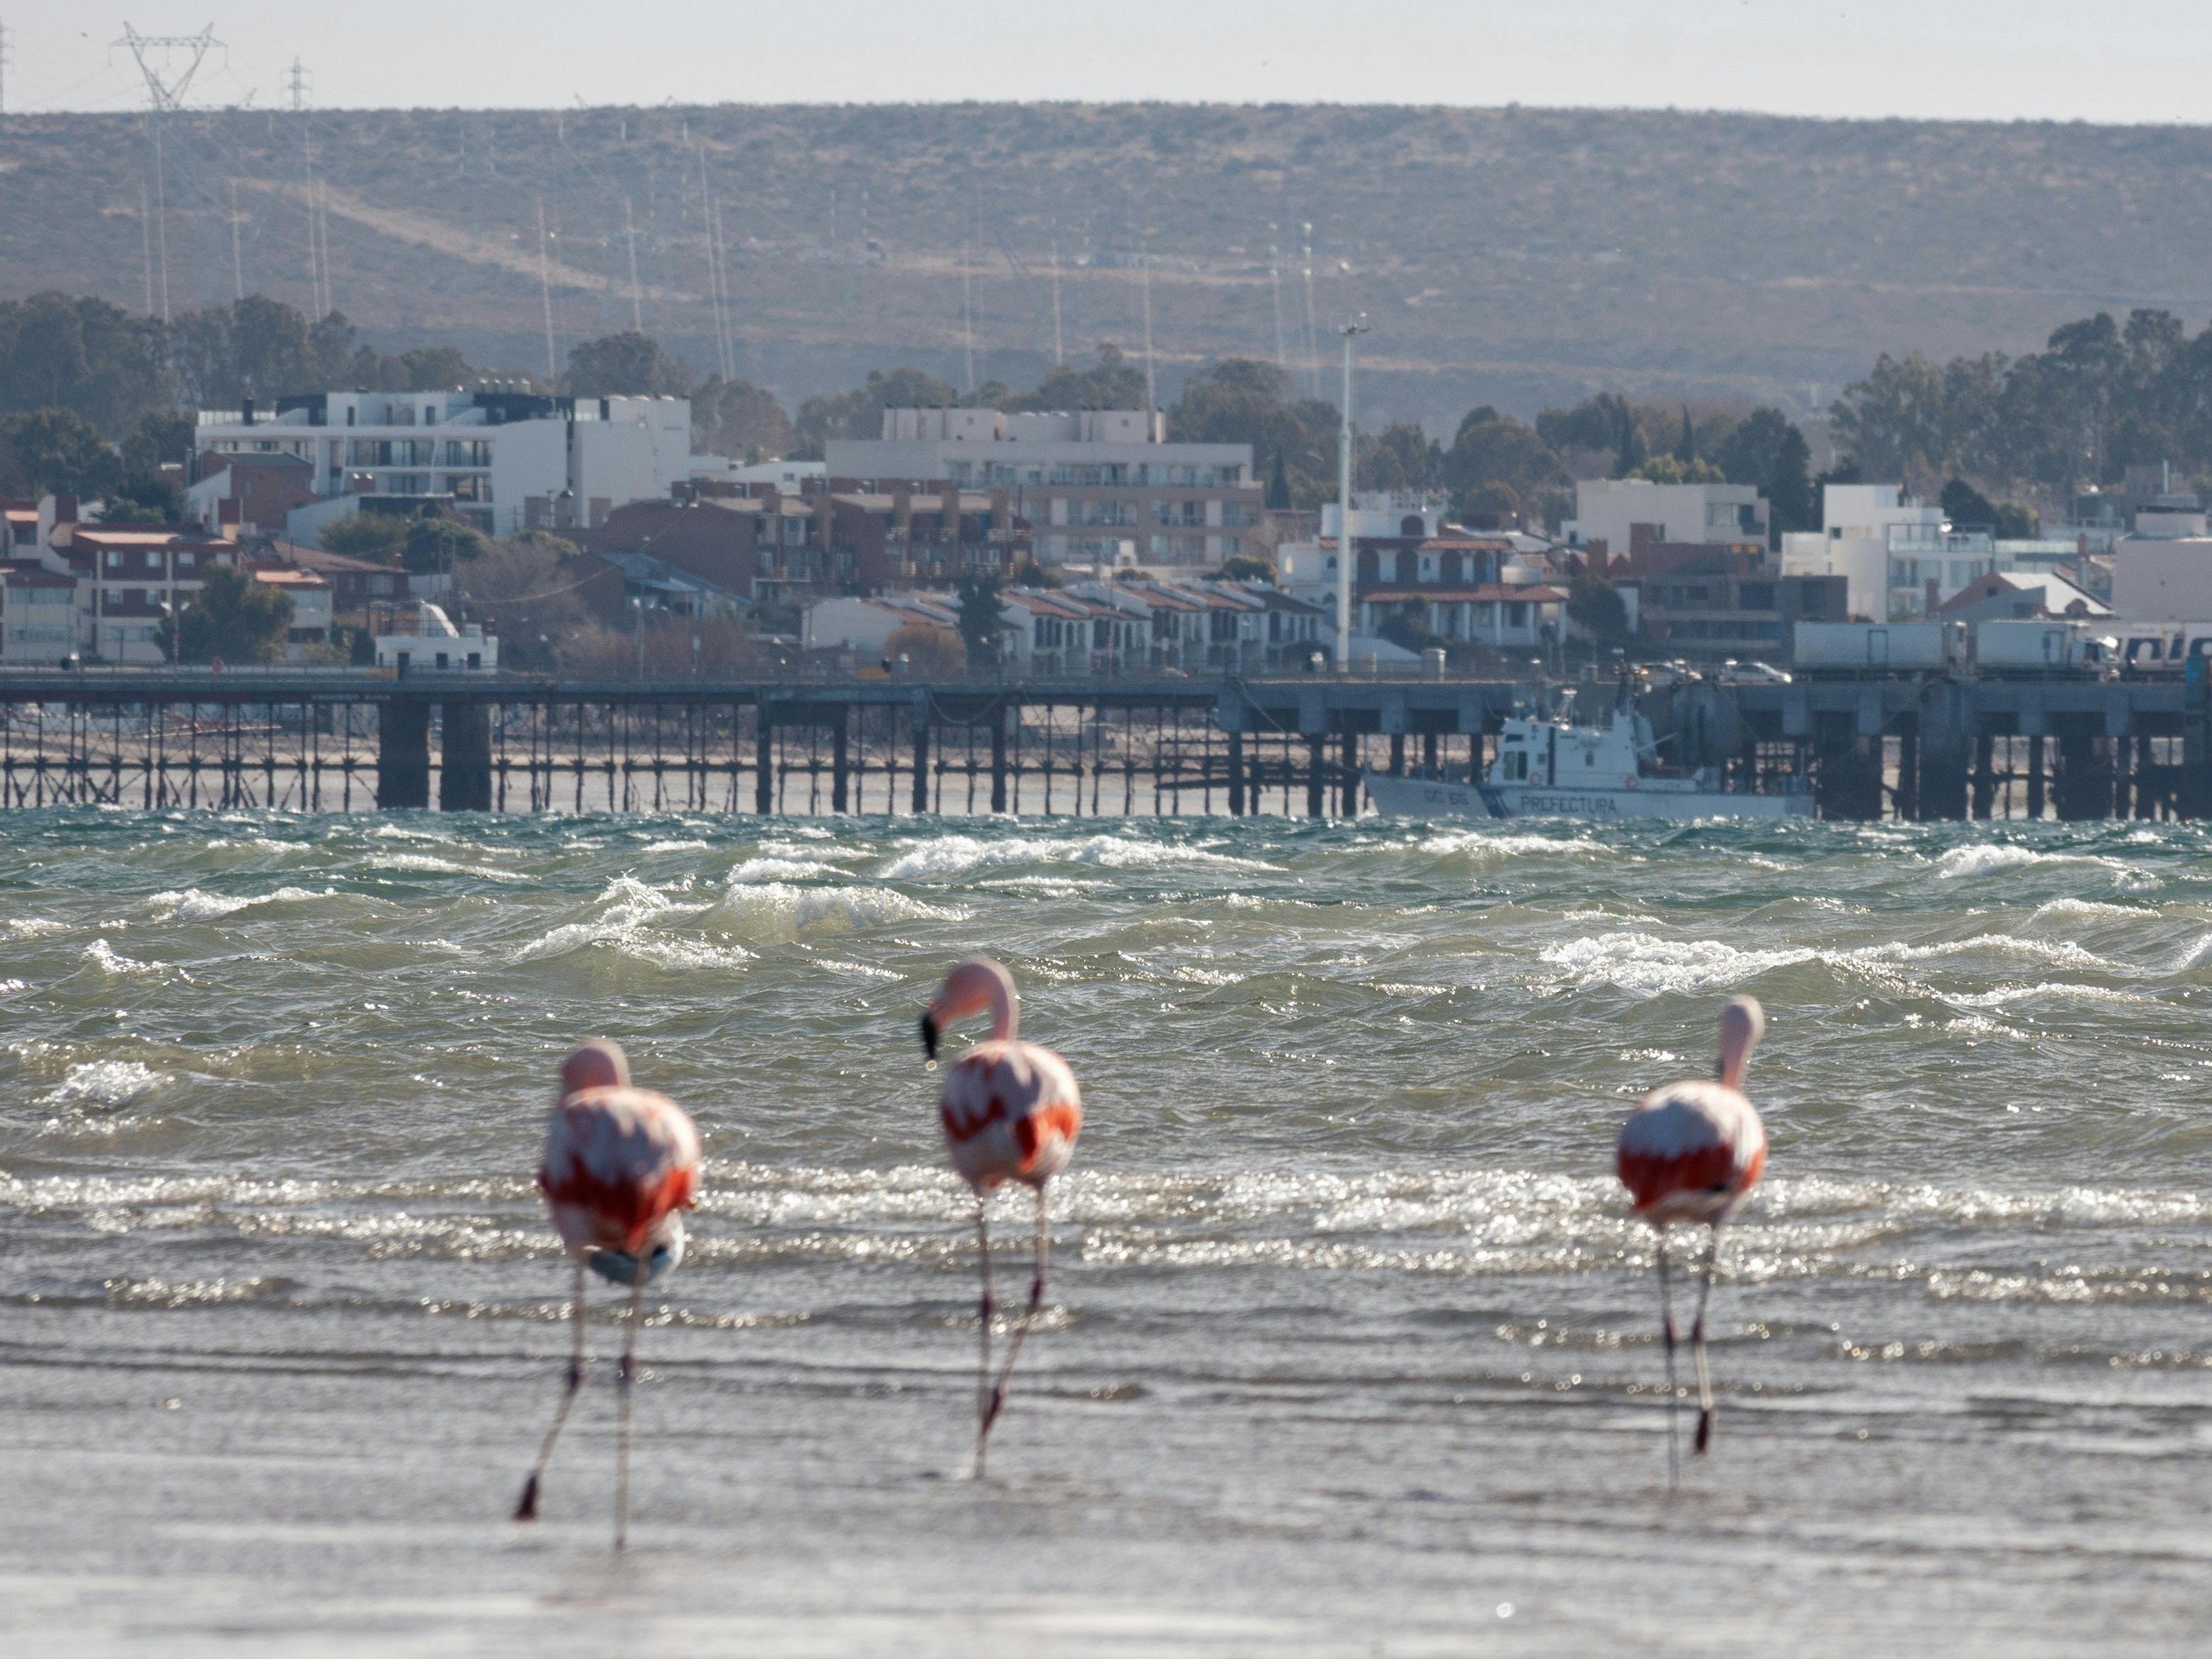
<box><xmin>1300</xmin><ymin>222</ymin><xmax>1320</xmax><ymax>401</ymax></box>
<box><xmin>961</xmin><ymin>241</ymin><xmax>976</xmax><ymax>394</ymax></box>
<box><xmin>1140</xmin><ymin>233</ymin><xmax>1156</xmax><ymax>414</ymax></box>
<box><xmin>621</xmin><ymin>197</ymin><xmax>643</xmax><ymax>332</ymax></box>
<box><xmin>0</xmin><ymin>19</ymin><xmax>13</xmax><ymax>119</ymax></box>
<box><xmin>228</xmin><ymin>177</ymin><xmax>245</xmax><ymax>300</ymax></box>
<box><xmin>1050</xmin><ymin>233</ymin><xmax>1065</xmax><ymax>368</ymax></box>
<box><xmin>1269</xmin><ymin>222</ymin><xmax>1289</xmax><ymax>374</ymax></box>
<box><xmin>537</xmin><ymin>196</ymin><xmax>558</xmax><ymax>381</ymax></box>
<box><xmin>1335</xmin><ymin>314</ymin><xmax>1369</xmax><ymax>675</ymax></box>
<box><xmin>285</xmin><ymin>56</ymin><xmax>308</xmax><ymax>111</ymax></box>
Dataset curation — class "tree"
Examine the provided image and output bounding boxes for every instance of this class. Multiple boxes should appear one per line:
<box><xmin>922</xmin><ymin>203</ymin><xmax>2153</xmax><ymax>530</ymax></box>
<box><xmin>104</xmin><ymin>475</ymin><xmax>184</xmax><ymax>522</ymax></box>
<box><xmin>793</xmin><ymin>366</ymin><xmax>961</xmax><ymax>455</ymax></box>
<box><xmin>1362</xmin><ymin>422</ymin><xmax>1442</xmax><ymax>491</ymax></box>
<box><xmin>1001</xmin><ymin>344</ymin><xmax>1148</xmax><ymax>413</ymax></box>
<box><xmin>1675</xmin><ymin>406</ymin><xmax>1697</xmax><ymax>465</ymax></box>
<box><xmin>1265</xmin><ymin>451</ymin><xmax>1291</xmax><ymax>510</ymax></box>
<box><xmin>883</xmin><ymin>621</ymin><xmax>965</xmax><ymax>676</ymax></box>
<box><xmin>320</xmin><ymin>514</ymin><xmax>409</xmax><ymax>563</ymax></box>
<box><xmin>1628</xmin><ymin>455</ymin><xmax>1724</xmax><ymax>485</ymax></box>
<box><xmin>1217</xmin><ymin>554</ymin><xmax>1274</xmax><ymax>581</ymax></box>
<box><xmin>1567</xmin><ymin>574</ymin><xmax>1629</xmax><ymax>644</ymax></box>
<box><xmin>401</xmin><ymin>515</ymin><xmax>491</xmax><ymax>576</ymax></box>
<box><xmin>1712</xmin><ymin>407</ymin><xmax>1817</xmax><ymax>536</ymax></box>
<box><xmin>1009</xmin><ymin>557</ymin><xmax>1061</xmax><ymax>589</ymax></box>
<box><xmin>692</xmin><ymin>376</ymin><xmax>794</xmax><ymax>460</ymax></box>
<box><xmin>1169</xmin><ymin>359</ymin><xmax>1338</xmax><ymax>507</ymax></box>
<box><xmin>453</xmin><ymin>539</ymin><xmax>598</xmax><ymax>671</ymax></box>
<box><xmin>566</xmin><ymin>331</ymin><xmax>698</xmax><ymax>398</ymax></box>
<box><xmin>174</xmin><ymin>565</ymin><xmax>293</xmax><ymax>665</ymax></box>
<box><xmin>953</xmin><ymin>571</ymin><xmax>1006</xmax><ymax>668</ymax></box>
<box><xmin>122</xmin><ymin>410</ymin><xmax>195</xmax><ymax>477</ymax></box>
<box><xmin>0</xmin><ymin>406</ymin><xmax>122</xmax><ymax>497</ymax></box>
<box><xmin>1443</xmin><ymin>407</ymin><xmax>1564</xmax><ymax>517</ymax></box>
<box><xmin>1940</xmin><ymin>477</ymin><xmax>1998</xmax><ymax>528</ymax></box>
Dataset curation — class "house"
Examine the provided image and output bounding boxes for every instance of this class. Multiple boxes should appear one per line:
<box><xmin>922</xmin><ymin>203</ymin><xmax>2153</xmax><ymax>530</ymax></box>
<box><xmin>246</xmin><ymin>564</ymin><xmax>335</xmax><ymax>659</ymax></box>
<box><xmin>253</xmin><ymin>542</ymin><xmax>410</xmax><ymax>622</ymax></box>
<box><xmin>1</xmin><ymin>562</ymin><xmax>80</xmax><ymax>664</ymax></box>
<box><xmin>47</xmin><ymin>510</ymin><xmax>241</xmax><ymax>665</ymax></box>
<box><xmin>188</xmin><ymin>451</ymin><xmax>317</xmax><ymax>537</ymax></box>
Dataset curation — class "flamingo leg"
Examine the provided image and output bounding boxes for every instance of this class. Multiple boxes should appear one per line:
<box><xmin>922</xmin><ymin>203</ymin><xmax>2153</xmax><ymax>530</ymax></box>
<box><xmin>972</xmin><ymin>1196</ymin><xmax>996</xmax><ymax>1479</ymax></box>
<box><xmin>1655</xmin><ymin>1228</ymin><xmax>1681</xmax><ymax>1490</ymax></box>
<box><xmin>1690</xmin><ymin>1228</ymin><xmax>1720</xmax><ymax>1456</ymax></box>
<box><xmin>515</xmin><ymin>1258</ymin><xmax>589</xmax><ymax>1522</ymax></box>
<box><xmin>978</xmin><ymin>1186</ymin><xmax>1050</xmax><ymax>1473</ymax></box>
<box><xmin>613</xmin><ymin>1273</ymin><xmax>645</xmax><ymax>1551</ymax></box>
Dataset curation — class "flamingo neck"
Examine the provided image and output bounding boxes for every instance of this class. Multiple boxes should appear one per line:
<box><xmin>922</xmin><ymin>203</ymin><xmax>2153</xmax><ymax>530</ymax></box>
<box><xmin>982</xmin><ymin>969</ymin><xmax>1018</xmax><ymax>1043</ymax></box>
<box><xmin>940</xmin><ymin>957</ymin><xmax>1018</xmax><ymax>1043</ymax></box>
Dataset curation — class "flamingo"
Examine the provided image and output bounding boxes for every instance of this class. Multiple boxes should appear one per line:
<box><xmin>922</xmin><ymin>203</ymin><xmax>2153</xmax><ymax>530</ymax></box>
<box><xmin>1615</xmin><ymin>996</ymin><xmax>1768</xmax><ymax>1485</ymax></box>
<box><xmin>512</xmin><ymin>1039</ymin><xmax>701</xmax><ymax>1548</ymax></box>
<box><xmin>919</xmin><ymin>957</ymin><xmax>1083</xmax><ymax>1477</ymax></box>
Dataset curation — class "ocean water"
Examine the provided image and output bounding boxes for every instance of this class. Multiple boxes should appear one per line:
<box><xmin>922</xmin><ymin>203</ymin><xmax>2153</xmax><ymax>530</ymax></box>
<box><xmin>2</xmin><ymin>809</ymin><xmax>2210</xmax><ymax>1655</ymax></box>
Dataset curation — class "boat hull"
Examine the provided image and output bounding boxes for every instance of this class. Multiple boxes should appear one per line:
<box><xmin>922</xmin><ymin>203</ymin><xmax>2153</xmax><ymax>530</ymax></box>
<box><xmin>1362</xmin><ymin>769</ymin><xmax>1813</xmax><ymax>822</ymax></box>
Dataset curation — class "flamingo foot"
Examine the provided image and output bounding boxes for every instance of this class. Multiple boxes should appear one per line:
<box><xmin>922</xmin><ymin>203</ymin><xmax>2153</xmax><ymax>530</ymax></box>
<box><xmin>1695</xmin><ymin>1407</ymin><xmax>1715</xmax><ymax>1455</ymax></box>
<box><xmin>514</xmin><ymin>1473</ymin><xmax>542</xmax><ymax>1522</ymax></box>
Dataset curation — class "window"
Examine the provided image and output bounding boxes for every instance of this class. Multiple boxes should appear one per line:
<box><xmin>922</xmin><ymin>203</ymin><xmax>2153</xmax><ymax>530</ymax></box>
<box><xmin>1738</xmin><ymin>583</ymin><xmax>1774</xmax><ymax>609</ymax></box>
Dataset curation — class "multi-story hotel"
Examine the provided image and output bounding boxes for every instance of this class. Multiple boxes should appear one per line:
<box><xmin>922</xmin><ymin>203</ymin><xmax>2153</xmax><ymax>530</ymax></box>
<box><xmin>191</xmin><ymin>391</ymin><xmax>697</xmax><ymax>541</ymax></box>
<box><xmin>825</xmin><ymin>408</ymin><xmax>1260</xmax><ymax>571</ymax></box>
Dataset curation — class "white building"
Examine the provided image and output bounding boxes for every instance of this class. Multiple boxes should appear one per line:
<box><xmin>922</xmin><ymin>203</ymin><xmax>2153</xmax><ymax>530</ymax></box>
<box><xmin>1563</xmin><ymin>478</ymin><xmax>1769</xmax><ymax>553</ymax></box>
<box><xmin>826</xmin><ymin>408</ymin><xmax>1260</xmax><ymax>569</ymax></box>
<box><xmin>1781</xmin><ymin>483</ymin><xmax>2100</xmax><ymax>623</ymax></box>
<box><xmin>195</xmin><ymin>391</ymin><xmax>701</xmax><ymax>542</ymax></box>
<box><xmin>373</xmin><ymin>601</ymin><xmax>497</xmax><ymax>672</ymax></box>
<box><xmin>2112</xmin><ymin>537</ymin><xmax>2212</xmax><ymax>621</ymax></box>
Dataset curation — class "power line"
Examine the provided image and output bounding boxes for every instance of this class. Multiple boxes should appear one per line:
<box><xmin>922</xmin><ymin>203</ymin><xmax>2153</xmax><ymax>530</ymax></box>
<box><xmin>285</xmin><ymin>57</ymin><xmax>309</xmax><ymax>112</ymax></box>
<box><xmin>0</xmin><ymin>19</ymin><xmax>14</xmax><ymax>119</ymax></box>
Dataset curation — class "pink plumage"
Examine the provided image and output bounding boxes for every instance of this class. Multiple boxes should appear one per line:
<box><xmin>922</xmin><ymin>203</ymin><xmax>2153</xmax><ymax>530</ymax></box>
<box><xmin>537</xmin><ymin>1040</ymin><xmax>700</xmax><ymax>1258</ymax></box>
<box><xmin>1613</xmin><ymin>996</ymin><xmax>1769</xmax><ymax>1478</ymax></box>
<box><xmin>925</xmin><ymin>959</ymin><xmax>1083</xmax><ymax>1191</ymax></box>
<box><xmin>918</xmin><ymin>957</ymin><xmax>1082</xmax><ymax>1475</ymax></box>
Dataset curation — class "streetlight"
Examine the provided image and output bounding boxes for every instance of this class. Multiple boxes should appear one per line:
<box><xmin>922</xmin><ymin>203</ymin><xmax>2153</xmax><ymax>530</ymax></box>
<box><xmin>1335</xmin><ymin>313</ymin><xmax>1369</xmax><ymax>675</ymax></box>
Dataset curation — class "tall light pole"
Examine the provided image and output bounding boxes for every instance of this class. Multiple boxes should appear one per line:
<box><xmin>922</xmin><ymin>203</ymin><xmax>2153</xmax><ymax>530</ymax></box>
<box><xmin>1335</xmin><ymin>314</ymin><xmax>1369</xmax><ymax>673</ymax></box>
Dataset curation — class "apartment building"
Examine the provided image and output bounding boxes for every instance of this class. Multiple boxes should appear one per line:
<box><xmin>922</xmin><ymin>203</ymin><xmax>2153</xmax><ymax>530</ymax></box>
<box><xmin>1563</xmin><ymin>478</ymin><xmax>1769</xmax><ymax>553</ymax></box>
<box><xmin>1615</xmin><ymin>540</ymin><xmax>1848</xmax><ymax>655</ymax></box>
<box><xmin>194</xmin><ymin>391</ymin><xmax>697</xmax><ymax>542</ymax></box>
<box><xmin>824</xmin><ymin>408</ymin><xmax>1258</xmax><ymax>570</ymax></box>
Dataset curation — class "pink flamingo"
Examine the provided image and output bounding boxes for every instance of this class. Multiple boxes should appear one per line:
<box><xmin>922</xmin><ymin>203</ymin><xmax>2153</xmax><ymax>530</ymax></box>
<box><xmin>513</xmin><ymin>1039</ymin><xmax>700</xmax><ymax>1547</ymax></box>
<box><xmin>920</xmin><ymin>958</ymin><xmax>1083</xmax><ymax>1476</ymax></box>
<box><xmin>1615</xmin><ymin>996</ymin><xmax>1768</xmax><ymax>1485</ymax></box>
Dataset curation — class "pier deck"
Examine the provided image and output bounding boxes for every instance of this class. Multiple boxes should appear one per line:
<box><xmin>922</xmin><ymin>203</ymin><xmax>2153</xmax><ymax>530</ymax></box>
<box><xmin>0</xmin><ymin>668</ymin><xmax>2198</xmax><ymax>819</ymax></box>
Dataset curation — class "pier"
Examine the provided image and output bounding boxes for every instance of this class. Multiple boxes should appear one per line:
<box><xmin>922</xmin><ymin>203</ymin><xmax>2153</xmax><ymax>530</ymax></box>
<box><xmin>0</xmin><ymin>667</ymin><xmax>2201</xmax><ymax>820</ymax></box>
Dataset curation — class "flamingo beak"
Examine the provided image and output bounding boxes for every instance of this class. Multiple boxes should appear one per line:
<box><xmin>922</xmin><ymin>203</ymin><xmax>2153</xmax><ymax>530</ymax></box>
<box><xmin>919</xmin><ymin>1011</ymin><xmax>939</xmax><ymax>1062</ymax></box>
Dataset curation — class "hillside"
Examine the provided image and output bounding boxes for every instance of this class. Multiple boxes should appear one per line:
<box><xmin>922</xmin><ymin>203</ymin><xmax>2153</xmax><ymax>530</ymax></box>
<box><xmin>6</xmin><ymin>102</ymin><xmax>2212</xmax><ymax>432</ymax></box>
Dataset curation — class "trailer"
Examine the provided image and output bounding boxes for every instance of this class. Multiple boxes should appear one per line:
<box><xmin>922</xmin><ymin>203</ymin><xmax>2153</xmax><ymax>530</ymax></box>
<box><xmin>1793</xmin><ymin>621</ymin><xmax>1962</xmax><ymax>670</ymax></box>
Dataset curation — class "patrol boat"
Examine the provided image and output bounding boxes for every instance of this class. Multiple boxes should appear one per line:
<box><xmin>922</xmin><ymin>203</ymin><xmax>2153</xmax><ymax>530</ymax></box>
<box><xmin>1362</xmin><ymin>688</ymin><xmax>1812</xmax><ymax>821</ymax></box>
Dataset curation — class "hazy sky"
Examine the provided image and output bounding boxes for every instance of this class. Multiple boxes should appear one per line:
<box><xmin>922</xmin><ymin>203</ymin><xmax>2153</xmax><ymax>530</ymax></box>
<box><xmin>12</xmin><ymin>1</ymin><xmax>2211</xmax><ymax>125</ymax></box>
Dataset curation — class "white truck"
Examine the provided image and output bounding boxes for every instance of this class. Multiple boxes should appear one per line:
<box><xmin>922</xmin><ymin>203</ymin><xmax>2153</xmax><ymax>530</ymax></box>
<box><xmin>1792</xmin><ymin>621</ymin><xmax>1963</xmax><ymax>670</ymax></box>
<box><xmin>1971</xmin><ymin>620</ymin><xmax>2112</xmax><ymax>670</ymax></box>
